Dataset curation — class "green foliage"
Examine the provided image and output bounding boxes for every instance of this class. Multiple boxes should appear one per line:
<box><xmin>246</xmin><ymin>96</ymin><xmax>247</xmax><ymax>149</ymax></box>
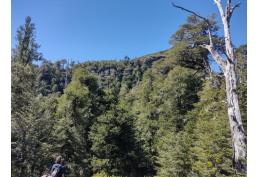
<box><xmin>36</xmin><ymin>59</ymin><xmax>74</xmax><ymax>95</ymax></box>
<box><xmin>170</xmin><ymin>15</ymin><xmax>224</xmax><ymax>73</ymax></box>
<box><xmin>92</xmin><ymin>171</ymin><xmax>117</xmax><ymax>177</ymax></box>
<box><xmin>236</xmin><ymin>45</ymin><xmax>247</xmax><ymax>131</ymax></box>
<box><xmin>12</xmin><ymin>16</ymin><xmax>42</xmax><ymax>64</ymax></box>
<box><xmin>54</xmin><ymin>67</ymin><xmax>105</xmax><ymax>176</ymax></box>
<box><xmin>154</xmin><ymin>67</ymin><xmax>203</xmax><ymax>177</ymax></box>
<box><xmin>170</xmin><ymin>15</ymin><xmax>219</xmax><ymax>46</ymax></box>
<box><xmin>12</xmin><ymin>92</ymin><xmax>57</xmax><ymax>177</ymax></box>
<box><xmin>126</xmin><ymin>64</ymin><xmax>203</xmax><ymax>177</ymax></box>
<box><xmin>90</xmin><ymin>108</ymin><xmax>142</xmax><ymax>176</ymax></box>
<box><xmin>129</xmin><ymin>69</ymin><xmax>161</xmax><ymax>176</ymax></box>
<box><xmin>188</xmin><ymin>78</ymin><xmax>245</xmax><ymax>177</ymax></box>
<box><xmin>157</xmin><ymin>131</ymin><xmax>192</xmax><ymax>177</ymax></box>
<box><xmin>11</xmin><ymin>16</ymin><xmax>49</xmax><ymax>177</ymax></box>
<box><xmin>11</xmin><ymin>16</ymin><xmax>247</xmax><ymax>177</ymax></box>
<box><xmin>158</xmin><ymin>66</ymin><xmax>203</xmax><ymax>132</ymax></box>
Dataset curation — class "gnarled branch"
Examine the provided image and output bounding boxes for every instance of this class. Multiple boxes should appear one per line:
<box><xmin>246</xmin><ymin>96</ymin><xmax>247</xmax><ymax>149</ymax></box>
<box><xmin>171</xmin><ymin>2</ymin><xmax>226</xmax><ymax>70</ymax></box>
<box><xmin>230</xmin><ymin>3</ymin><xmax>241</xmax><ymax>19</ymax></box>
<box><xmin>171</xmin><ymin>2</ymin><xmax>213</xmax><ymax>45</ymax></box>
<box><xmin>213</xmin><ymin>0</ymin><xmax>236</xmax><ymax>62</ymax></box>
<box><xmin>226</xmin><ymin>0</ymin><xmax>241</xmax><ymax>22</ymax></box>
<box><xmin>226</xmin><ymin>0</ymin><xmax>232</xmax><ymax>20</ymax></box>
<box><xmin>171</xmin><ymin>2</ymin><xmax>209</xmax><ymax>23</ymax></box>
<box><xmin>200</xmin><ymin>44</ymin><xmax>226</xmax><ymax>70</ymax></box>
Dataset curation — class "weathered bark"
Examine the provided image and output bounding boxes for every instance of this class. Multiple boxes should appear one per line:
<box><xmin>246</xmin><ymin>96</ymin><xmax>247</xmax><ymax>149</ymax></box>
<box><xmin>215</xmin><ymin>0</ymin><xmax>247</xmax><ymax>172</ymax></box>
<box><xmin>205</xmin><ymin>46</ymin><xmax>247</xmax><ymax>173</ymax></box>
<box><xmin>224</xmin><ymin>62</ymin><xmax>247</xmax><ymax>171</ymax></box>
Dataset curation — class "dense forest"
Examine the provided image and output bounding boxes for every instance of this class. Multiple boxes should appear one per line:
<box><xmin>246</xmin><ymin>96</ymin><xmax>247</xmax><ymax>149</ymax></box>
<box><xmin>11</xmin><ymin>14</ymin><xmax>246</xmax><ymax>177</ymax></box>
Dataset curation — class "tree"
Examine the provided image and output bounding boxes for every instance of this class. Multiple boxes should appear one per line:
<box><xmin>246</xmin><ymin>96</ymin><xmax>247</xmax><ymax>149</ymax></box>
<box><xmin>156</xmin><ymin>67</ymin><xmax>203</xmax><ymax>177</ymax></box>
<box><xmin>130</xmin><ymin>70</ymin><xmax>160</xmax><ymax>176</ymax></box>
<box><xmin>159</xmin><ymin>66</ymin><xmax>203</xmax><ymax>132</ymax></box>
<box><xmin>189</xmin><ymin>78</ymin><xmax>245</xmax><ymax>177</ymax></box>
<box><xmin>157</xmin><ymin>131</ymin><xmax>193</xmax><ymax>177</ymax></box>
<box><xmin>11</xmin><ymin>16</ymin><xmax>44</xmax><ymax>177</ymax></box>
<box><xmin>90</xmin><ymin>108</ymin><xmax>143</xmax><ymax>177</ymax></box>
<box><xmin>12</xmin><ymin>61</ymin><xmax>36</xmax><ymax>177</ymax></box>
<box><xmin>36</xmin><ymin>59</ymin><xmax>73</xmax><ymax>95</ymax></box>
<box><xmin>12</xmin><ymin>16</ymin><xmax>42</xmax><ymax>64</ymax></box>
<box><xmin>126</xmin><ymin>63</ymin><xmax>204</xmax><ymax>176</ymax></box>
<box><xmin>55</xmin><ymin>67</ymin><xmax>105</xmax><ymax>176</ymax></box>
<box><xmin>172</xmin><ymin>0</ymin><xmax>246</xmax><ymax>172</ymax></box>
<box><xmin>235</xmin><ymin>45</ymin><xmax>247</xmax><ymax>131</ymax></box>
<box><xmin>169</xmin><ymin>15</ymin><xmax>220</xmax><ymax>74</ymax></box>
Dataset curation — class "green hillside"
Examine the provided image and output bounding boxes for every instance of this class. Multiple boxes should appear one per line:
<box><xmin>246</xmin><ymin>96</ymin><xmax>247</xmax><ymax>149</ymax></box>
<box><xmin>11</xmin><ymin>16</ymin><xmax>247</xmax><ymax>177</ymax></box>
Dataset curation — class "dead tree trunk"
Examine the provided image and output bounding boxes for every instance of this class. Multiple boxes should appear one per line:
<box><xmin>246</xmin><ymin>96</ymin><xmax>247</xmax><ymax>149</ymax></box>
<box><xmin>224</xmin><ymin>62</ymin><xmax>246</xmax><ymax>171</ymax></box>
<box><xmin>172</xmin><ymin>0</ymin><xmax>246</xmax><ymax>172</ymax></box>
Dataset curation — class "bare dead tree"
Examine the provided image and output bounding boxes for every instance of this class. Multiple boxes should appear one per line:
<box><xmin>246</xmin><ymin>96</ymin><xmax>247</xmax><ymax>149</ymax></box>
<box><xmin>172</xmin><ymin>0</ymin><xmax>246</xmax><ymax>172</ymax></box>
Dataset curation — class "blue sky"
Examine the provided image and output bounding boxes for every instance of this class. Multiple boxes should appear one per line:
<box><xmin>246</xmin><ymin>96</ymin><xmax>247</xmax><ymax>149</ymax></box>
<box><xmin>12</xmin><ymin>0</ymin><xmax>247</xmax><ymax>62</ymax></box>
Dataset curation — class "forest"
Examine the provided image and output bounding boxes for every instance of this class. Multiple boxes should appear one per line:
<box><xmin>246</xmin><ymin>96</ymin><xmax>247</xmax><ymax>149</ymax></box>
<box><xmin>11</xmin><ymin>8</ymin><xmax>247</xmax><ymax>177</ymax></box>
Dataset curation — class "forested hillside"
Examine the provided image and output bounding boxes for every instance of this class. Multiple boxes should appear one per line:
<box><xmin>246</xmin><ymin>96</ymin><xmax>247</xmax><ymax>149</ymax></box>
<box><xmin>11</xmin><ymin>16</ymin><xmax>246</xmax><ymax>177</ymax></box>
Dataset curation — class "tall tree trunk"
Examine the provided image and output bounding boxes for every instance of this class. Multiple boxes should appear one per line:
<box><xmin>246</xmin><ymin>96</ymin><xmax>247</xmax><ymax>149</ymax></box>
<box><xmin>211</xmin><ymin>0</ymin><xmax>247</xmax><ymax>172</ymax></box>
<box><xmin>224</xmin><ymin>62</ymin><xmax>247</xmax><ymax>172</ymax></box>
<box><xmin>172</xmin><ymin>0</ymin><xmax>246</xmax><ymax>172</ymax></box>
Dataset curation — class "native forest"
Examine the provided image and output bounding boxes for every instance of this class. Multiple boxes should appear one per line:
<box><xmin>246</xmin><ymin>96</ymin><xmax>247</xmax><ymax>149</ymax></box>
<box><xmin>11</xmin><ymin>2</ymin><xmax>247</xmax><ymax>176</ymax></box>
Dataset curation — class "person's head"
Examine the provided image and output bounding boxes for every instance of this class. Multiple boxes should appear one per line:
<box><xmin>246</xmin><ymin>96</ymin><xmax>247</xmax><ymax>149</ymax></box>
<box><xmin>60</xmin><ymin>156</ymin><xmax>65</xmax><ymax>165</ymax></box>
<box><xmin>55</xmin><ymin>155</ymin><xmax>63</xmax><ymax>164</ymax></box>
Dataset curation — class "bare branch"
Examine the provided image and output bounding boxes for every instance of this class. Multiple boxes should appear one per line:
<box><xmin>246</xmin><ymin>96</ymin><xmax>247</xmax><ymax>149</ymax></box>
<box><xmin>171</xmin><ymin>2</ymin><xmax>213</xmax><ymax>46</ymax></box>
<box><xmin>226</xmin><ymin>0</ymin><xmax>232</xmax><ymax>19</ymax></box>
<box><xmin>171</xmin><ymin>2</ymin><xmax>209</xmax><ymax>23</ymax></box>
<box><xmin>214</xmin><ymin>0</ymin><xmax>226</xmax><ymax>19</ymax></box>
<box><xmin>231</xmin><ymin>2</ymin><xmax>241</xmax><ymax>16</ymax></box>
<box><xmin>227</xmin><ymin>0</ymin><xmax>232</xmax><ymax>6</ymax></box>
<box><xmin>200</xmin><ymin>44</ymin><xmax>226</xmax><ymax>70</ymax></box>
<box><xmin>226</xmin><ymin>0</ymin><xmax>240</xmax><ymax>22</ymax></box>
<box><xmin>214</xmin><ymin>0</ymin><xmax>236</xmax><ymax>63</ymax></box>
<box><xmin>207</xmin><ymin>28</ymin><xmax>213</xmax><ymax>47</ymax></box>
<box><xmin>171</xmin><ymin>1</ymin><xmax>226</xmax><ymax>71</ymax></box>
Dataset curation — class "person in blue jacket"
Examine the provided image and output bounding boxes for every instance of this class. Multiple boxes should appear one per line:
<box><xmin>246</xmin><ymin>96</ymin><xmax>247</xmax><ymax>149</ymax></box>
<box><xmin>50</xmin><ymin>155</ymin><xmax>65</xmax><ymax>177</ymax></box>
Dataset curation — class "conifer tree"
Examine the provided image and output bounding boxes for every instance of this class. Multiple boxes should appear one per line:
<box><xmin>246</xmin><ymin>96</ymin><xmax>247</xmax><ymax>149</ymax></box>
<box><xmin>189</xmin><ymin>78</ymin><xmax>245</xmax><ymax>176</ymax></box>
<box><xmin>90</xmin><ymin>107</ymin><xmax>143</xmax><ymax>176</ymax></box>
<box><xmin>11</xmin><ymin>16</ymin><xmax>43</xmax><ymax>177</ymax></box>
<box><xmin>55</xmin><ymin>67</ymin><xmax>105</xmax><ymax>176</ymax></box>
<box><xmin>156</xmin><ymin>66</ymin><xmax>203</xmax><ymax>177</ymax></box>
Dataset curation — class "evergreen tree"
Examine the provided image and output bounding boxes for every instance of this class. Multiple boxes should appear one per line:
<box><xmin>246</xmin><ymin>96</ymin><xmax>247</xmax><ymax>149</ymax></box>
<box><xmin>131</xmin><ymin>70</ymin><xmax>160</xmax><ymax>176</ymax></box>
<box><xmin>90</xmin><ymin>107</ymin><xmax>145</xmax><ymax>177</ymax></box>
<box><xmin>157</xmin><ymin>131</ymin><xmax>192</xmax><ymax>177</ymax></box>
<box><xmin>12</xmin><ymin>16</ymin><xmax>42</xmax><ymax>64</ymax></box>
<box><xmin>36</xmin><ymin>59</ymin><xmax>73</xmax><ymax>95</ymax></box>
<box><xmin>236</xmin><ymin>45</ymin><xmax>247</xmax><ymax>131</ymax></box>
<box><xmin>54</xmin><ymin>67</ymin><xmax>105</xmax><ymax>176</ymax></box>
<box><xmin>189</xmin><ymin>78</ymin><xmax>245</xmax><ymax>177</ymax></box>
<box><xmin>158</xmin><ymin>66</ymin><xmax>203</xmax><ymax>132</ymax></box>
<box><xmin>156</xmin><ymin>66</ymin><xmax>203</xmax><ymax>177</ymax></box>
<box><xmin>11</xmin><ymin>16</ymin><xmax>44</xmax><ymax>177</ymax></box>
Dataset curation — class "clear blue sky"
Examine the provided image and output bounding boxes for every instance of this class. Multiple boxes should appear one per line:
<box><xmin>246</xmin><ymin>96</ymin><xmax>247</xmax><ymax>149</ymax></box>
<box><xmin>12</xmin><ymin>0</ymin><xmax>247</xmax><ymax>62</ymax></box>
